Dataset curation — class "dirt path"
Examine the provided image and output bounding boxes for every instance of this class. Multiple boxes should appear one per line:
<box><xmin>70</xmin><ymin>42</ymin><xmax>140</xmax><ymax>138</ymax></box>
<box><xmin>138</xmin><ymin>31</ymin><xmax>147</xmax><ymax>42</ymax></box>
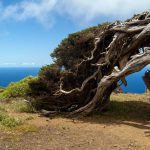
<box><xmin>0</xmin><ymin>94</ymin><xmax>150</xmax><ymax>150</ymax></box>
<box><xmin>0</xmin><ymin>115</ymin><xmax>149</xmax><ymax>150</ymax></box>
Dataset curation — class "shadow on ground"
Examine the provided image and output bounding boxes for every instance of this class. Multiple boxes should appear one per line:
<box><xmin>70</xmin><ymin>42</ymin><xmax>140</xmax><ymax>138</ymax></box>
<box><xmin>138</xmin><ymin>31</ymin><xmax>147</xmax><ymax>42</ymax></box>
<box><xmin>68</xmin><ymin>100</ymin><xmax>150</xmax><ymax>136</ymax></box>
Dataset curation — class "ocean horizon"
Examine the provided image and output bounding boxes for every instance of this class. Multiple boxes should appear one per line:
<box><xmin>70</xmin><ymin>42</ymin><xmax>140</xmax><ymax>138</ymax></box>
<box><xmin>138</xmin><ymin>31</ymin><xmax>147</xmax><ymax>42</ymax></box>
<box><xmin>0</xmin><ymin>67</ymin><xmax>40</xmax><ymax>87</ymax></box>
<box><xmin>0</xmin><ymin>67</ymin><xmax>149</xmax><ymax>94</ymax></box>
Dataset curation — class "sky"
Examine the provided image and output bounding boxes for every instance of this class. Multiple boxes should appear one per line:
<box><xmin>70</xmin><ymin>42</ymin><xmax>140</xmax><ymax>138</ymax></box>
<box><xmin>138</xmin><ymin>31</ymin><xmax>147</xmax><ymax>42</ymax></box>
<box><xmin>0</xmin><ymin>0</ymin><xmax>150</xmax><ymax>67</ymax></box>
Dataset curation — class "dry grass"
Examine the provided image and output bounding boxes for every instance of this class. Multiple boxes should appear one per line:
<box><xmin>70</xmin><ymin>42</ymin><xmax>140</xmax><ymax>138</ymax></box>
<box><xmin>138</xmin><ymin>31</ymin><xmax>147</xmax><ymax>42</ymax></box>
<box><xmin>111</xmin><ymin>93</ymin><xmax>150</xmax><ymax>102</ymax></box>
<box><xmin>0</xmin><ymin>98</ymin><xmax>37</xmax><ymax>132</ymax></box>
<box><xmin>0</xmin><ymin>93</ymin><xmax>149</xmax><ymax>150</ymax></box>
<box><xmin>106</xmin><ymin>93</ymin><xmax>150</xmax><ymax>120</ymax></box>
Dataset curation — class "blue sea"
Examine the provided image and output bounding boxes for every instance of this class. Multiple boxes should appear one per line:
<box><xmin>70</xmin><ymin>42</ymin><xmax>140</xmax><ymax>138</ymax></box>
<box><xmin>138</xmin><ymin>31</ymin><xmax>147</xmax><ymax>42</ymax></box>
<box><xmin>0</xmin><ymin>67</ymin><xmax>149</xmax><ymax>93</ymax></box>
<box><xmin>121</xmin><ymin>67</ymin><xmax>149</xmax><ymax>94</ymax></box>
<box><xmin>0</xmin><ymin>67</ymin><xmax>40</xmax><ymax>87</ymax></box>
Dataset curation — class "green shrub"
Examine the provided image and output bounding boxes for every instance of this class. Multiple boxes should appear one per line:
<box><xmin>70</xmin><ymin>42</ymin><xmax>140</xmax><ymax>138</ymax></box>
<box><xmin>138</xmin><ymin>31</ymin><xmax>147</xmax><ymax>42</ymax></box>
<box><xmin>12</xmin><ymin>100</ymin><xmax>34</xmax><ymax>113</ymax></box>
<box><xmin>0</xmin><ymin>113</ymin><xmax>22</xmax><ymax>128</ymax></box>
<box><xmin>0</xmin><ymin>76</ymin><xmax>38</xmax><ymax>99</ymax></box>
<box><xmin>27</xmin><ymin>23</ymin><xmax>111</xmax><ymax>110</ymax></box>
<box><xmin>29</xmin><ymin>64</ymin><xmax>60</xmax><ymax>97</ymax></box>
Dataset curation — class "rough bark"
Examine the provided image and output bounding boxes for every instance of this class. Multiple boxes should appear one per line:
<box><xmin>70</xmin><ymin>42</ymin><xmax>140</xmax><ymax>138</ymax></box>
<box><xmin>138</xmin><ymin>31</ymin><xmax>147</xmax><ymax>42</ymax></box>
<box><xmin>41</xmin><ymin>11</ymin><xmax>150</xmax><ymax>116</ymax></box>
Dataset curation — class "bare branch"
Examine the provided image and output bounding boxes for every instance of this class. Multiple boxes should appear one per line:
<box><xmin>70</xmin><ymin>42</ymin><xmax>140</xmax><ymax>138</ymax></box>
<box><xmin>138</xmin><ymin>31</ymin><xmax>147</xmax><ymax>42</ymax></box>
<box><xmin>59</xmin><ymin>67</ymin><xmax>100</xmax><ymax>94</ymax></box>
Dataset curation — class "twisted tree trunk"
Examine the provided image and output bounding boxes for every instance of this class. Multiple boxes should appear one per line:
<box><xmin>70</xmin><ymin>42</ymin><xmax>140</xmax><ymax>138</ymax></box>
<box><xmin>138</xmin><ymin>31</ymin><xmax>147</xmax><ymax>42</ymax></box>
<box><xmin>41</xmin><ymin>11</ymin><xmax>150</xmax><ymax>116</ymax></box>
<box><xmin>70</xmin><ymin>48</ymin><xmax>150</xmax><ymax>115</ymax></box>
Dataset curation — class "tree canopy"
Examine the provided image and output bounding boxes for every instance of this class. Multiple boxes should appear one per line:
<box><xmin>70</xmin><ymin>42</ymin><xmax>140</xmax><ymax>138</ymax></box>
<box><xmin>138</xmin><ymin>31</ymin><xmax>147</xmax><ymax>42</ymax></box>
<box><xmin>29</xmin><ymin>11</ymin><xmax>150</xmax><ymax>116</ymax></box>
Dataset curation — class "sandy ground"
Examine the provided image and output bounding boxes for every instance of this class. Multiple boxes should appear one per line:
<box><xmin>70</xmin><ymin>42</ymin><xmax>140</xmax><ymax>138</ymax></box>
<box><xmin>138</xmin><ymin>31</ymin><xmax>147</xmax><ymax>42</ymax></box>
<box><xmin>0</xmin><ymin>93</ymin><xmax>150</xmax><ymax>150</ymax></box>
<box><xmin>0</xmin><ymin>114</ymin><xmax>149</xmax><ymax>150</ymax></box>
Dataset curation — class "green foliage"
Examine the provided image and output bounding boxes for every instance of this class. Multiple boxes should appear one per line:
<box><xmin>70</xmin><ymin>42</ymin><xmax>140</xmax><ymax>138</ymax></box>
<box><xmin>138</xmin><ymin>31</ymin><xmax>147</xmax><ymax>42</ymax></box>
<box><xmin>29</xmin><ymin>64</ymin><xmax>60</xmax><ymax>96</ymax></box>
<box><xmin>39</xmin><ymin>64</ymin><xmax>60</xmax><ymax>82</ymax></box>
<box><xmin>0</xmin><ymin>76</ymin><xmax>37</xmax><ymax>99</ymax></box>
<box><xmin>27</xmin><ymin>64</ymin><xmax>62</xmax><ymax>110</ymax></box>
<box><xmin>51</xmin><ymin>23</ymin><xmax>110</xmax><ymax>70</ymax></box>
<box><xmin>0</xmin><ymin>113</ymin><xmax>22</xmax><ymax>128</ymax></box>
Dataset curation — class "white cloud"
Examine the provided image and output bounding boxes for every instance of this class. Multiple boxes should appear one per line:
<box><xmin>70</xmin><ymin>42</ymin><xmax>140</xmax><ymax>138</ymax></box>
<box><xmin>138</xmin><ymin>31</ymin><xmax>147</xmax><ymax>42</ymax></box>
<box><xmin>0</xmin><ymin>0</ymin><xmax>150</xmax><ymax>27</ymax></box>
<box><xmin>59</xmin><ymin>0</ymin><xmax>150</xmax><ymax>22</ymax></box>
<box><xmin>0</xmin><ymin>0</ymin><xmax>57</xmax><ymax>27</ymax></box>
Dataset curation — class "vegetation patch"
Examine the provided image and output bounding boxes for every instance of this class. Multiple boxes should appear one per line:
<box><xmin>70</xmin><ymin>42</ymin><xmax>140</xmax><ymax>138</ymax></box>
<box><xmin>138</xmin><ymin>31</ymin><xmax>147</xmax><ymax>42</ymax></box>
<box><xmin>0</xmin><ymin>113</ymin><xmax>22</xmax><ymax>128</ymax></box>
<box><xmin>0</xmin><ymin>76</ymin><xmax>37</xmax><ymax>99</ymax></box>
<box><xmin>0</xmin><ymin>98</ymin><xmax>34</xmax><ymax>114</ymax></box>
<box><xmin>11</xmin><ymin>100</ymin><xmax>34</xmax><ymax>113</ymax></box>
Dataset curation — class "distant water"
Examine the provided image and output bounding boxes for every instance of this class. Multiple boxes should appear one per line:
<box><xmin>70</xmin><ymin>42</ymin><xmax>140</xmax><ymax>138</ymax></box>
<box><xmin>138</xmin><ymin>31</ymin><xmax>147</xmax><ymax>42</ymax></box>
<box><xmin>122</xmin><ymin>67</ymin><xmax>149</xmax><ymax>94</ymax></box>
<box><xmin>0</xmin><ymin>67</ymin><xmax>40</xmax><ymax>87</ymax></box>
<box><xmin>0</xmin><ymin>67</ymin><xmax>149</xmax><ymax>93</ymax></box>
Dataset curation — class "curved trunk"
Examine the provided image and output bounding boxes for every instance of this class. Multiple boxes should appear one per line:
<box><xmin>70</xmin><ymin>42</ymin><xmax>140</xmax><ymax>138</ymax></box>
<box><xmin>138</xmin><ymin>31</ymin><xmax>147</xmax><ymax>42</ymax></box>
<box><xmin>38</xmin><ymin>11</ymin><xmax>150</xmax><ymax>116</ymax></box>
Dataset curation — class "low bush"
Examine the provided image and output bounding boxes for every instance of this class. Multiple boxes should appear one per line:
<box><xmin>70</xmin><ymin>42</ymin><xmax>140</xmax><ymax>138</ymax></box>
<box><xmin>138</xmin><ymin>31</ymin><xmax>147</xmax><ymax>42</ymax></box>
<box><xmin>0</xmin><ymin>113</ymin><xmax>22</xmax><ymax>128</ymax></box>
<box><xmin>11</xmin><ymin>100</ymin><xmax>34</xmax><ymax>113</ymax></box>
<box><xmin>0</xmin><ymin>76</ymin><xmax>37</xmax><ymax>99</ymax></box>
<box><xmin>29</xmin><ymin>64</ymin><xmax>60</xmax><ymax>96</ymax></box>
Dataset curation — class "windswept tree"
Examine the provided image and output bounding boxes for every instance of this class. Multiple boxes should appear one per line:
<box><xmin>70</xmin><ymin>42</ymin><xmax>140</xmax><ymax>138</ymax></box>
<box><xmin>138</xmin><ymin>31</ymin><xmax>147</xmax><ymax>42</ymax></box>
<box><xmin>29</xmin><ymin>11</ymin><xmax>150</xmax><ymax>116</ymax></box>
